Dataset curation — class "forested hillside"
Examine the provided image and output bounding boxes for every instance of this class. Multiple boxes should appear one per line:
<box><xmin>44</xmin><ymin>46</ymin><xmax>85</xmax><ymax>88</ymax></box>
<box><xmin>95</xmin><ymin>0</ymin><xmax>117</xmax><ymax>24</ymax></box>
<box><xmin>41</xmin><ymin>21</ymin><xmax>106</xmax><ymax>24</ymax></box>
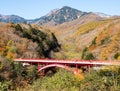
<box><xmin>0</xmin><ymin>22</ymin><xmax>60</xmax><ymax>90</ymax></box>
<box><xmin>0</xmin><ymin>23</ymin><xmax>60</xmax><ymax>59</ymax></box>
<box><xmin>50</xmin><ymin>17</ymin><xmax>120</xmax><ymax>60</ymax></box>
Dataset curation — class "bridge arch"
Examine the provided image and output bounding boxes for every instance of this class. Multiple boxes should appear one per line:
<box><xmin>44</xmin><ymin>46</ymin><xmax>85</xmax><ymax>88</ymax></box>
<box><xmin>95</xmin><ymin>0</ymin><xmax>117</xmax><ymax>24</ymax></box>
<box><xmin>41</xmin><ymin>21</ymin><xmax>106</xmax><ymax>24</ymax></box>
<box><xmin>38</xmin><ymin>64</ymin><xmax>74</xmax><ymax>73</ymax></box>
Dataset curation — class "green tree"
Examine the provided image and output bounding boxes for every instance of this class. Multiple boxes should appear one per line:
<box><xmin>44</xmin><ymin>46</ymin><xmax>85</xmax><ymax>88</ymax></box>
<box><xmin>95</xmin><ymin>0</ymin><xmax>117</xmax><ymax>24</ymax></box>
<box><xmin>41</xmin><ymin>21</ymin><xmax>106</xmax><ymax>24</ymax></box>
<box><xmin>14</xmin><ymin>62</ymin><xmax>25</xmax><ymax>77</ymax></box>
<box><xmin>84</xmin><ymin>53</ymin><xmax>95</xmax><ymax>60</ymax></box>
<box><xmin>81</xmin><ymin>47</ymin><xmax>95</xmax><ymax>60</ymax></box>
<box><xmin>114</xmin><ymin>52</ymin><xmax>120</xmax><ymax>59</ymax></box>
<box><xmin>81</xmin><ymin>47</ymin><xmax>88</xmax><ymax>59</ymax></box>
<box><xmin>91</xmin><ymin>37</ymin><xmax>97</xmax><ymax>45</ymax></box>
<box><xmin>15</xmin><ymin>24</ymin><xmax>23</xmax><ymax>32</ymax></box>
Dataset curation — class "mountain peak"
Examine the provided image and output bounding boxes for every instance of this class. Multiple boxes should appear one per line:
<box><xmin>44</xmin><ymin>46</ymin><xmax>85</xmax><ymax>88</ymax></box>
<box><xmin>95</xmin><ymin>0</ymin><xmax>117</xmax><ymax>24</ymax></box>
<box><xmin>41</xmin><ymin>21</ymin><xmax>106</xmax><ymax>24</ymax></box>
<box><xmin>60</xmin><ymin>6</ymin><xmax>82</xmax><ymax>13</ymax></box>
<box><xmin>61</xmin><ymin>6</ymin><xmax>72</xmax><ymax>9</ymax></box>
<box><xmin>36</xmin><ymin>6</ymin><xmax>88</xmax><ymax>26</ymax></box>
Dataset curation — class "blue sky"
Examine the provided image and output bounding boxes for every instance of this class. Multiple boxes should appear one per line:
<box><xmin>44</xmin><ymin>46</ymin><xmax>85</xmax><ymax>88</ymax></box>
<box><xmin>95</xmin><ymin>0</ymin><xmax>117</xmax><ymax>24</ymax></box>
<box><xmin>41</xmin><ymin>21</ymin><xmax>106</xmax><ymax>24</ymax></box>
<box><xmin>0</xmin><ymin>0</ymin><xmax>120</xmax><ymax>19</ymax></box>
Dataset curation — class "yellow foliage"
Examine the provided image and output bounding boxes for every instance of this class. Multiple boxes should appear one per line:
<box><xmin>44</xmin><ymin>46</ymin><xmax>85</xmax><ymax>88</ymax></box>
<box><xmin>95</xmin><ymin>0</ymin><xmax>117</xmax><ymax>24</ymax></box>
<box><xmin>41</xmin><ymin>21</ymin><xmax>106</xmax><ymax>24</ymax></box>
<box><xmin>97</xmin><ymin>20</ymin><xmax>120</xmax><ymax>60</ymax></box>
<box><xmin>54</xmin><ymin>52</ymin><xmax>66</xmax><ymax>59</ymax></box>
<box><xmin>64</xmin><ymin>52</ymin><xmax>81</xmax><ymax>59</ymax></box>
<box><xmin>117</xmin><ymin>56</ymin><xmax>120</xmax><ymax>60</ymax></box>
<box><xmin>6</xmin><ymin>52</ymin><xmax>17</xmax><ymax>59</ymax></box>
<box><xmin>7</xmin><ymin>40</ymin><xmax>13</xmax><ymax>46</ymax></box>
<box><xmin>74</xmin><ymin>69</ymin><xmax>84</xmax><ymax>80</ymax></box>
<box><xmin>102</xmin><ymin>66</ymin><xmax>119</xmax><ymax>72</ymax></box>
<box><xmin>73</xmin><ymin>19</ymin><xmax>112</xmax><ymax>38</ymax></box>
<box><xmin>0</xmin><ymin>62</ymin><xmax>2</xmax><ymax>69</ymax></box>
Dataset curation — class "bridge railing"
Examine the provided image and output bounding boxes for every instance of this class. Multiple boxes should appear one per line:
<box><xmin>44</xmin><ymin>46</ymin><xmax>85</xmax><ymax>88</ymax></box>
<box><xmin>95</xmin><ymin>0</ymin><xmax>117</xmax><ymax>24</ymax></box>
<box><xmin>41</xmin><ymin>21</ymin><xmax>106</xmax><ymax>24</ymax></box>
<box><xmin>14</xmin><ymin>59</ymin><xmax>120</xmax><ymax>66</ymax></box>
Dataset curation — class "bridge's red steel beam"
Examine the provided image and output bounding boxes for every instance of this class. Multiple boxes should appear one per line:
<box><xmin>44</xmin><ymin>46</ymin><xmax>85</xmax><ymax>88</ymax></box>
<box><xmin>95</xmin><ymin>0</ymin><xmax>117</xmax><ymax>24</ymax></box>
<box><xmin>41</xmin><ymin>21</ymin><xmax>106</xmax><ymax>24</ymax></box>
<box><xmin>14</xmin><ymin>59</ymin><xmax>120</xmax><ymax>75</ymax></box>
<box><xmin>14</xmin><ymin>59</ymin><xmax>120</xmax><ymax>66</ymax></box>
<box><xmin>38</xmin><ymin>64</ymin><xmax>72</xmax><ymax>72</ymax></box>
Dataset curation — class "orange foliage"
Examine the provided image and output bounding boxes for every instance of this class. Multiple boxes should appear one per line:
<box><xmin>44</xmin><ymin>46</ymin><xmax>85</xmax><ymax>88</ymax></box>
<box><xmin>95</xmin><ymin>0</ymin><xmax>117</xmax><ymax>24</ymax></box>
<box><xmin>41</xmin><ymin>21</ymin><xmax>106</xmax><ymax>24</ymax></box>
<box><xmin>89</xmin><ymin>45</ymin><xmax>96</xmax><ymax>51</ymax></box>
<box><xmin>99</xmin><ymin>20</ymin><xmax>120</xmax><ymax>60</ymax></box>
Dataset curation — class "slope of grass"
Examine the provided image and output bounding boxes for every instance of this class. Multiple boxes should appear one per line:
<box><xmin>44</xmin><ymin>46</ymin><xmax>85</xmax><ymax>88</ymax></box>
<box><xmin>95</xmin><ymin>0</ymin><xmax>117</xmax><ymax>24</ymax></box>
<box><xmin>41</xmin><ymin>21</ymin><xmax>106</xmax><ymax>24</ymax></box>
<box><xmin>73</xmin><ymin>19</ymin><xmax>113</xmax><ymax>38</ymax></box>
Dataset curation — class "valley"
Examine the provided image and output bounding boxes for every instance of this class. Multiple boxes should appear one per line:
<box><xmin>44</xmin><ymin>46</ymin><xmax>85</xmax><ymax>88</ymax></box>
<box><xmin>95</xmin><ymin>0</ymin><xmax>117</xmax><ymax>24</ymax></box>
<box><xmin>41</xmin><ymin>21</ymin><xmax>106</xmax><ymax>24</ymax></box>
<box><xmin>0</xmin><ymin>6</ymin><xmax>120</xmax><ymax>91</ymax></box>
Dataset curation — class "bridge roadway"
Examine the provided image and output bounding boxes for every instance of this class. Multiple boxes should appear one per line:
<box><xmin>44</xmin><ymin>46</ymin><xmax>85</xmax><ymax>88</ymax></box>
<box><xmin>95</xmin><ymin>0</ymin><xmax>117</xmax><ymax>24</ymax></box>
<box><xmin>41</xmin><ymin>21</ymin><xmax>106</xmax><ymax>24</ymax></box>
<box><xmin>14</xmin><ymin>59</ymin><xmax>120</xmax><ymax>74</ymax></box>
<box><xmin>14</xmin><ymin>59</ymin><xmax>120</xmax><ymax>66</ymax></box>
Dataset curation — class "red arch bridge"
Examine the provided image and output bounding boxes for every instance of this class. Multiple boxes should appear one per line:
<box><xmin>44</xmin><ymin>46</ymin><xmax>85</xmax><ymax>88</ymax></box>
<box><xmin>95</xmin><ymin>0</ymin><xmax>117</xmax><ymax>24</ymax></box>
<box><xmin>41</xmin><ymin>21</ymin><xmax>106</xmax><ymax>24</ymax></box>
<box><xmin>14</xmin><ymin>59</ymin><xmax>120</xmax><ymax>75</ymax></box>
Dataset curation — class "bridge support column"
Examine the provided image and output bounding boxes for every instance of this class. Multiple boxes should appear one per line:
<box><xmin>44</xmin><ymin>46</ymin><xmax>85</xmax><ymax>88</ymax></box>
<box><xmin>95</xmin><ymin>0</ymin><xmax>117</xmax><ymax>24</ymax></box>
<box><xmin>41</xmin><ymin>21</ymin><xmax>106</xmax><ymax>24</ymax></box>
<box><xmin>38</xmin><ymin>63</ymin><xmax>45</xmax><ymax>76</ymax></box>
<box><xmin>74</xmin><ymin>64</ymin><xmax>79</xmax><ymax>74</ymax></box>
<box><xmin>38</xmin><ymin>63</ymin><xmax>41</xmax><ymax>71</ymax></box>
<box><xmin>87</xmin><ymin>65</ymin><xmax>90</xmax><ymax>74</ymax></box>
<box><xmin>76</xmin><ymin>64</ymin><xmax>79</xmax><ymax>72</ymax></box>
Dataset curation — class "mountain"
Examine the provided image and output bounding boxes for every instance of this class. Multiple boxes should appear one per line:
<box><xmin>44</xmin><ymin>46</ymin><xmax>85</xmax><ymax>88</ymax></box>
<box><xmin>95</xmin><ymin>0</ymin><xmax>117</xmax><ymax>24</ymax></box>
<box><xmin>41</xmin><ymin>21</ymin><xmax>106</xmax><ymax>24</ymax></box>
<box><xmin>34</xmin><ymin>6</ymin><xmax>93</xmax><ymax>26</ymax></box>
<box><xmin>0</xmin><ymin>6</ymin><xmax>114</xmax><ymax>25</ymax></box>
<box><xmin>0</xmin><ymin>14</ymin><xmax>26</xmax><ymax>23</ymax></box>
<box><xmin>95</xmin><ymin>12</ymin><xmax>111</xmax><ymax>18</ymax></box>
<box><xmin>49</xmin><ymin>16</ymin><xmax>120</xmax><ymax>60</ymax></box>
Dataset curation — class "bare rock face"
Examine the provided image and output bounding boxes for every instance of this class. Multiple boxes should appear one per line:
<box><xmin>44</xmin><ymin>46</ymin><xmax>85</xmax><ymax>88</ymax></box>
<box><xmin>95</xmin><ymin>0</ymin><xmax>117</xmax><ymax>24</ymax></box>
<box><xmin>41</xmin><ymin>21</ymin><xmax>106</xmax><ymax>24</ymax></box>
<box><xmin>35</xmin><ymin>6</ymin><xmax>89</xmax><ymax>26</ymax></box>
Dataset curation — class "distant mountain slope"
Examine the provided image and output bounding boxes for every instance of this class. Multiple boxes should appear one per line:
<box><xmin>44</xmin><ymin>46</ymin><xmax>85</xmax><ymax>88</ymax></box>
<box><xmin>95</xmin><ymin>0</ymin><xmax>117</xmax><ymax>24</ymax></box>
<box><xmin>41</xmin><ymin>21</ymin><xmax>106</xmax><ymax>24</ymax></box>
<box><xmin>95</xmin><ymin>12</ymin><xmax>111</xmax><ymax>18</ymax></box>
<box><xmin>0</xmin><ymin>14</ymin><xmax>26</xmax><ymax>23</ymax></box>
<box><xmin>35</xmin><ymin>6</ymin><xmax>104</xmax><ymax>26</ymax></box>
<box><xmin>50</xmin><ymin>12</ymin><xmax>104</xmax><ymax>38</ymax></box>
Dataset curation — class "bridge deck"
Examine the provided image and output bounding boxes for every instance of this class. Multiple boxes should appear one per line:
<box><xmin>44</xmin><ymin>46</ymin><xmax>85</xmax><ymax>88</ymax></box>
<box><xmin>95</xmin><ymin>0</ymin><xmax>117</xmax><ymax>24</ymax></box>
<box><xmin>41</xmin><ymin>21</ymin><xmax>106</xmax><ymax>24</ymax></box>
<box><xmin>14</xmin><ymin>59</ymin><xmax>120</xmax><ymax>66</ymax></box>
